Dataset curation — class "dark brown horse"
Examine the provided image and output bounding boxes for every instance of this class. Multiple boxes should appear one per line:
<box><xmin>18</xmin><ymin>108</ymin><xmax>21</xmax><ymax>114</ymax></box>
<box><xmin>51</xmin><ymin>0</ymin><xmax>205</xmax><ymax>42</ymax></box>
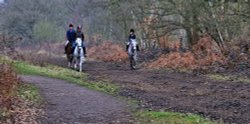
<box><xmin>65</xmin><ymin>42</ymin><xmax>74</xmax><ymax>67</ymax></box>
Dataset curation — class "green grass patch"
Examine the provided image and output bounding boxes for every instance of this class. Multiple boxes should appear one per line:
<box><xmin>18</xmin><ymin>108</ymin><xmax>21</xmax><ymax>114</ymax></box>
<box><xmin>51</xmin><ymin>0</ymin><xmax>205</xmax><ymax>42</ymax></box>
<box><xmin>13</xmin><ymin>61</ymin><xmax>119</xmax><ymax>95</ymax></box>
<box><xmin>208</xmin><ymin>74</ymin><xmax>250</xmax><ymax>83</ymax></box>
<box><xmin>136</xmin><ymin>110</ymin><xmax>216</xmax><ymax>124</ymax></box>
<box><xmin>17</xmin><ymin>83</ymin><xmax>42</xmax><ymax>103</ymax></box>
<box><xmin>0</xmin><ymin>108</ymin><xmax>9</xmax><ymax>120</ymax></box>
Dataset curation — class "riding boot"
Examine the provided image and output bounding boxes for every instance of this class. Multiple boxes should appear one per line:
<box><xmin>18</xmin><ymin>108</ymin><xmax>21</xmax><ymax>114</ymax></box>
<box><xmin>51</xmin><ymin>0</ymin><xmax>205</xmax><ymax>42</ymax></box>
<box><xmin>64</xmin><ymin>46</ymin><xmax>67</xmax><ymax>54</ymax></box>
<box><xmin>71</xmin><ymin>47</ymin><xmax>75</xmax><ymax>54</ymax></box>
<box><xmin>126</xmin><ymin>45</ymin><xmax>129</xmax><ymax>51</ymax></box>
<box><xmin>136</xmin><ymin>45</ymin><xmax>140</xmax><ymax>51</ymax></box>
<box><xmin>83</xmin><ymin>47</ymin><xmax>87</xmax><ymax>57</ymax></box>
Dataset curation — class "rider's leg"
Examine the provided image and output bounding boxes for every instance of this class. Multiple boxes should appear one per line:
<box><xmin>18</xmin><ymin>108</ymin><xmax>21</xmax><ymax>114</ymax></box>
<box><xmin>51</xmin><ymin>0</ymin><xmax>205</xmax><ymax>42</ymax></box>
<box><xmin>64</xmin><ymin>45</ymin><xmax>68</xmax><ymax>54</ymax></box>
<box><xmin>126</xmin><ymin>45</ymin><xmax>129</xmax><ymax>51</ymax></box>
<box><xmin>71</xmin><ymin>41</ymin><xmax>76</xmax><ymax>54</ymax></box>
<box><xmin>136</xmin><ymin>45</ymin><xmax>140</xmax><ymax>51</ymax></box>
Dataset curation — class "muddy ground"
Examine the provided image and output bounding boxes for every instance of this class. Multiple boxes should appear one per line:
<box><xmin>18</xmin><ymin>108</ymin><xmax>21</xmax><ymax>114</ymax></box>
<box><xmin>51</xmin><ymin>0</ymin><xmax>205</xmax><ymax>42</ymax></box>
<box><xmin>20</xmin><ymin>54</ymin><xmax>250</xmax><ymax>124</ymax></box>
<box><xmin>82</xmin><ymin>61</ymin><xmax>250</xmax><ymax>124</ymax></box>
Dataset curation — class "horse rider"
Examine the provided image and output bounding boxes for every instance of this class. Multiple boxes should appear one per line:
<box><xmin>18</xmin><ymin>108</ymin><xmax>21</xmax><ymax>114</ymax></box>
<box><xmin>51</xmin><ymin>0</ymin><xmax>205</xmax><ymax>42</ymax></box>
<box><xmin>126</xmin><ymin>29</ymin><xmax>140</xmax><ymax>51</ymax></box>
<box><xmin>65</xmin><ymin>24</ymin><xmax>76</xmax><ymax>54</ymax></box>
<box><xmin>76</xmin><ymin>25</ymin><xmax>87</xmax><ymax>57</ymax></box>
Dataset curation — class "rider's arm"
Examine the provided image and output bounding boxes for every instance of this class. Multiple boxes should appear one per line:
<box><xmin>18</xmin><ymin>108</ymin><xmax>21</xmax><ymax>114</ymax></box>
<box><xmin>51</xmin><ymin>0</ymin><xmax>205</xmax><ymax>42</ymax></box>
<box><xmin>73</xmin><ymin>30</ymin><xmax>77</xmax><ymax>41</ymax></box>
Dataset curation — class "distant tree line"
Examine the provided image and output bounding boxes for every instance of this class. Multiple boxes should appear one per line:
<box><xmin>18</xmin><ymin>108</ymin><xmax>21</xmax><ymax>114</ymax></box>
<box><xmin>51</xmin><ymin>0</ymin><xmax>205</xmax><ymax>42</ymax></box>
<box><xmin>0</xmin><ymin>0</ymin><xmax>249</xmax><ymax>50</ymax></box>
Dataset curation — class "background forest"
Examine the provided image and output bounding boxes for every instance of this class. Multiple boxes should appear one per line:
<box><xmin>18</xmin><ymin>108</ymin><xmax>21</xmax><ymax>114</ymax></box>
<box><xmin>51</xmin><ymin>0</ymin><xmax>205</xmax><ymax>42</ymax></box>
<box><xmin>0</xmin><ymin>0</ymin><xmax>249</xmax><ymax>49</ymax></box>
<box><xmin>1</xmin><ymin>0</ymin><xmax>249</xmax><ymax>71</ymax></box>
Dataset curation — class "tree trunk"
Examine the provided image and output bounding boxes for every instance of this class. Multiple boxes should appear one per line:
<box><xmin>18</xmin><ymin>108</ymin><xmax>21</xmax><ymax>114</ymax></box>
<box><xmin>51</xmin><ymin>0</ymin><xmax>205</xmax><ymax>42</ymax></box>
<box><xmin>185</xmin><ymin>28</ymin><xmax>192</xmax><ymax>50</ymax></box>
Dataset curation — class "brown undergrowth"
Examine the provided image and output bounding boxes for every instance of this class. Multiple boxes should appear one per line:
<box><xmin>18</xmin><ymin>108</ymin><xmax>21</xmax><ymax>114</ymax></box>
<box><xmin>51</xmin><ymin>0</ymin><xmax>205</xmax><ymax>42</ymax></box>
<box><xmin>147</xmin><ymin>36</ymin><xmax>227</xmax><ymax>71</ymax></box>
<box><xmin>0</xmin><ymin>63</ymin><xmax>42</xmax><ymax>124</ymax></box>
<box><xmin>88</xmin><ymin>41</ymin><xmax>128</xmax><ymax>62</ymax></box>
<box><xmin>0</xmin><ymin>63</ymin><xmax>18</xmax><ymax>111</ymax></box>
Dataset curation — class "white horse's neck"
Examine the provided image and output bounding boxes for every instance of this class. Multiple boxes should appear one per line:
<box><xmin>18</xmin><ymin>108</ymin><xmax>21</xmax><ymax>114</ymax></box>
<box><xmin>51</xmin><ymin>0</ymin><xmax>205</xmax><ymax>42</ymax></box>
<box><xmin>130</xmin><ymin>40</ymin><xmax>137</xmax><ymax>49</ymax></box>
<box><xmin>128</xmin><ymin>41</ymin><xmax>137</xmax><ymax>56</ymax></box>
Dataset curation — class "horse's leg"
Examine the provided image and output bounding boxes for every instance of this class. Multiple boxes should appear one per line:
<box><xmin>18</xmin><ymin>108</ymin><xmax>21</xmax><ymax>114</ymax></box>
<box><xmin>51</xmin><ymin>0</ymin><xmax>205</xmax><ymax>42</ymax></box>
<box><xmin>133</xmin><ymin>57</ymin><xmax>136</xmax><ymax>69</ymax></box>
<box><xmin>67</xmin><ymin>55</ymin><xmax>70</xmax><ymax>67</ymax></box>
<box><xmin>130</xmin><ymin>52</ymin><xmax>137</xmax><ymax>70</ymax></box>
<box><xmin>129</xmin><ymin>56</ymin><xmax>134</xmax><ymax>70</ymax></box>
<box><xmin>73</xmin><ymin>48</ymin><xmax>78</xmax><ymax>70</ymax></box>
<box><xmin>133</xmin><ymin>53</ymin><xmax>137</xmax><ymax>69</ymax></box>
<box><xmin>79</xmin><ymin>48</ymin><xmax>84</xmax><ymax>72</ymax></box>
<box><xmin>73</xmin><ymin>56</ymin><xmax>77</xmax><ymax>69</ymax></box>
<box><xmin>132</xmin><ymin>59</ymin><xmax>136</xmax><ymax>70</ymax></box>
<box><xmin>68</xmin><ymin>61</ymin><xmax>71</xmax><ymax>67</ymax></box>
<box><xmin>66</xmin><ymin>55</ymin><xmax>71</xmax><ymax>68</ymax></box>
<box><xmin>70</xmin><ymin>55</ymin><xmax>74</xmax><ymax>68</ymax></box>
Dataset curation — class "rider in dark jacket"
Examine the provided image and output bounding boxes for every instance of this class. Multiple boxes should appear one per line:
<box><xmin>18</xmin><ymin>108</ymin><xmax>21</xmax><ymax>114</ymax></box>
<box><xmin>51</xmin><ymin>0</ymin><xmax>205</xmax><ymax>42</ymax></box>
<box><xmin>76</xmin><ymin>25</ymin><xmax>87</xmax><ymax>57</ymax></box>
<box><xmin>65</xmin><ymin>24</ymin><xmax>76</xmax><ymax>54</ymax></box>
<box><xmin>126</xmin><ymin>29</ymin><xmax>139</xmax><ymax>51</ymax></box>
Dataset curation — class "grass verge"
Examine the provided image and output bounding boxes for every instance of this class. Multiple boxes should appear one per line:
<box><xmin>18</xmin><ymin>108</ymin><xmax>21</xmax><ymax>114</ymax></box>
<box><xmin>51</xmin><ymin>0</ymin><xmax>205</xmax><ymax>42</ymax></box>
<box><xmin>13</xmin><ymin>61</ymin><xmax>119</xmax><ymax>95</ymax></box>
<box><xmin>208</xmin><ymin>74</ymin><xmax>250</xmax><ymax>83</ymax></box>
<box><xmin>17</xmin><ymin>83</ymin><xmax>42</xmax><ymax>103</ymax></box>
<box><xmin>136</xmin><ymin>110</ymin><xmax>216</xmax><ymax>124</ymax></box>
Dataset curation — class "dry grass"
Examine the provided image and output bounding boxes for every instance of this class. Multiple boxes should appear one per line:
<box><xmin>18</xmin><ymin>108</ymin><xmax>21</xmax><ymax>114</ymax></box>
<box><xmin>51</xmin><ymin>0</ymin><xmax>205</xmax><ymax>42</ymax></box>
<box><xmin>13</xmin><ymin>42</ymin><xmax>65</xmax><ymax>67</ymax></box>
<box><xmin>16</xmin><ymin>52</ymin><xmax>52</xmax><ymax>66</ymax></box>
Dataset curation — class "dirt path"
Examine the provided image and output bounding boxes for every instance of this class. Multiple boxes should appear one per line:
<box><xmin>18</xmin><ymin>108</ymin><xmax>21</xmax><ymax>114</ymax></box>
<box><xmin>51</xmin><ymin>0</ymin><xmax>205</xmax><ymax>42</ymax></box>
<box><xmin>82</xmin><ymin>60</ymin><xmax>250</xmax><ymax>124</ymax></box>
<box><xmin>32</xmin><ymin>55</ymin><xmax>250</xmax><ymax>124</ymax></box>
<box><xmin>21</xmin><ymin>76</ymin><xmax>134</xmax><ymax>124</ymax></box>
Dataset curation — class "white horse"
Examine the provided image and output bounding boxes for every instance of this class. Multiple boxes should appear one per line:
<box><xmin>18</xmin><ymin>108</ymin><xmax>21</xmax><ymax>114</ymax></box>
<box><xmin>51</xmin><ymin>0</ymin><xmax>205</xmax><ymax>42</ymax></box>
<box><xmin>72</xmin><ymin>38</ymin><xmax>85</xmax><ymax>72</ymax></box>
<box><xmin>127</xmin><ymin>39</ymin><xmax>137</xmax><ymax>70</ymax></box>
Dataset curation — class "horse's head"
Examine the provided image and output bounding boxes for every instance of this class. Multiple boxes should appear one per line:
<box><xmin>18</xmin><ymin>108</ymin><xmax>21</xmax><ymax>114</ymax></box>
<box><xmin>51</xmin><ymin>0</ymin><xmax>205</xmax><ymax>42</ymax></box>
<box><xmin>76</xmin><ymin>38</ymin><xmax>82</xmax><ymax>47</ymax></box>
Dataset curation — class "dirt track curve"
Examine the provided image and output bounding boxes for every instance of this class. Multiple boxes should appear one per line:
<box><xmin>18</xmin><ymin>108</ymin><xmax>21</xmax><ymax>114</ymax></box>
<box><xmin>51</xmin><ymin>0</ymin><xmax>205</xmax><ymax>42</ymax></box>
<box><xmin>21</xmin><ymin>76</ymin><xmax>134</xmax><ymax>124</ymax></box>
<box><xmin>81</xmin><ymin>60</ymin><xmax>250</xmax><ymax>124</ymax></box>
